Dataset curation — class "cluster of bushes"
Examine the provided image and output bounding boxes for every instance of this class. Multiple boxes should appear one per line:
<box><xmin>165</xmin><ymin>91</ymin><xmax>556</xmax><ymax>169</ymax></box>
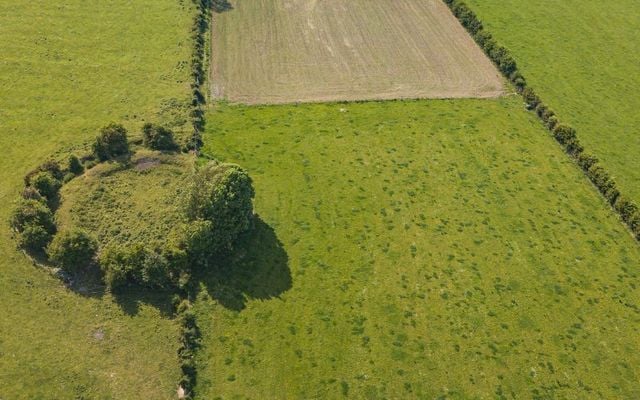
<box><xmin>93</xmin><ymin>122</ymin><xmax>179</xmax><ymax>158</ymax></box>
<box><xmin>185</xmin><ymin>0</ymin><xmax>211</xmax><ymax>151</ymax></box>
<box><xmin>98</xmin><ymin>161</ymin><xmax>255</xmax><ymax>290</ymax></box>
<box><xmin>444</xmin><ymin>0</ymin><xmax>640</xmax><ymax>240</ymax></box>
<box><xmin>11</xmin><ymin>157</ymin><xmax>86</xmax><ymax>253</ymax></box>
<box><xmin>175</xmin><ymin>299</ymin><xmax>201</xmax><ymax>399</ymax></box>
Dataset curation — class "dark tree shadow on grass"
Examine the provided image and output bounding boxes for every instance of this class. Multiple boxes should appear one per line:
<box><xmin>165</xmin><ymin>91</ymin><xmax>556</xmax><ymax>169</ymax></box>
<box><xmin>212</xmin><ymin>0</ymin><xmax>234</xmax><ymax>13</ymax></box>
<box><xmin>195</xmin><ymin>216</ymin><xmax>292</xmax><ymax>311</ymax></box>
<box><xmin>111</xmin><ymin>286</ymin><xmax>178</xmax><ymax>318</ymax></box>
<box><xmin>58</xmin><ymin>262</ymin><xmax>177</xmax><ymax>318</ymax></box>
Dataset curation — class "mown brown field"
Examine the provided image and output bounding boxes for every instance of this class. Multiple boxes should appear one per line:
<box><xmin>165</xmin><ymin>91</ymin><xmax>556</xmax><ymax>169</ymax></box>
<box><xmin>210</xmin><ymin>0</ymin><xmax>504</xmax><ymax>104</ymax></box>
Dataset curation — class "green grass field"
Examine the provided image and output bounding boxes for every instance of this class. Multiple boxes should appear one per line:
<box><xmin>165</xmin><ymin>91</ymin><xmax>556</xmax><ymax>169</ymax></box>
<box><xmin>0</xmin><ymin>1</ymin><xmax>193</xmax><ymax>397</ymax></box>
<box><xmin>466</xmin><ymin>0</ymin><xmax>640</xmax><ymax>204</ymax></box>
<box><xmin>196</xmin><ymin>99</ymin><xmax>640</xmax><ymax>399</ymax></box>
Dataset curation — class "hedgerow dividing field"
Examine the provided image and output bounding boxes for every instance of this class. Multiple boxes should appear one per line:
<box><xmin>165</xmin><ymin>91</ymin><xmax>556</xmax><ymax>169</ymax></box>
<box><xmin>466</xmin><ymin>0</ymin><xmax>640</xmax><ymax>205</ymax></box>
<box><xmin>210</xmin><ymin>0</ymin><xmax>504</xmax><ymax>104</ymax></box>
<box><xmin>0</xmin><ymin>1</ymin><xmax>194</xmax><ymax>398</ymax></box>
<box><xmin>196</xmin><ymin>99</ymin><xmax>640</xmax><ymax>399</ymax></box>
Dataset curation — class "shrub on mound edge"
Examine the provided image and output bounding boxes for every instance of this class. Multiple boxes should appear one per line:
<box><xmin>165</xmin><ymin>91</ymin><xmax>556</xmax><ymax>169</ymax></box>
<box><xmin>10</xmin><ymin>199</ymin><xmax>56</xmax><ymax>234</ymax></box>
<box><xmin>93</xmin><ymin>123</ymin><xmax>129</xmax><ymax>161</ymax></box>
<box><xmin>142</xmin><ymin>123</ymin><xmax>178</xmax><ymax>151</ymax></box>
<box><xmin>47</xmin><ymin>229</ymin><xmax>98</xmax><ymax>274</ymax></box>
<box><xmin>30</xmin><ymin>171</ymin><xmax>62</xmax><ymax>201</ymax></box>
<box><xmin>19</xmin><ymin>223</ymin><xmax>53</xmax><ymax>251</ymax></box>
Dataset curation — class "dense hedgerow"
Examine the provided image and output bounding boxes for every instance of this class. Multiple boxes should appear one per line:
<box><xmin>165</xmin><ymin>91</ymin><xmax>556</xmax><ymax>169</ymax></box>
<box><xmin>21</xmin><ymin>186</ymin><xmax>44</xmax><ymax>202</ymax></box>
<box><xmin>185</xmin><ymin>0</ymin><xmax>211</xmax><ymax>152</ymax></box>
<box><xmin>176</xmin><ymin>299</ymin><xmax>201</xmax><ymax>399</ymax></box>
<box><xmin>577</xmin><ymin>153</ymin><xmax>599</xmax><ymax>171</ymax></box>
<box><xmin>99</xmin><ymin>241</ymin><xmax>188</xmax><ymax>290</ymax></box>
<box><xmin>615</xmin><ymin>196</ymin><xmax>639</xmax><ymax>223</ymax></box>
<box><xmin>629</xmin><ymin>212</ymin><xmax>640</xmax><ymax>239</ymax></box>
<box><xmin>522</xmin><ymin>87</ymin><xmax>540</xmax><ymax>109</ymax></box>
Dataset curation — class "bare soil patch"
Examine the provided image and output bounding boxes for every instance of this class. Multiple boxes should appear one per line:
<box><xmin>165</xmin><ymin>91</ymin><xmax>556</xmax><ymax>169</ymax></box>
<box><xmin>134</xmin><ymin>157</ymin><xmax>161</xmax><ymax>171</ymax></box>
<box><xmin>210</xmin><ymin>0</ymin><xmax>504</xmax><ymax>104</ymax></box>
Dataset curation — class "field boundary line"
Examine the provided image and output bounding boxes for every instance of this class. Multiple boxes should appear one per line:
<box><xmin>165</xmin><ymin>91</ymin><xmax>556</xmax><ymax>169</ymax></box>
<box><xmin>184</xmin><ymin>0</ymin><xmax>212</xmax><ymax>152</ymax></box>
<box><xmin>442</xmin><ymin>0</ymin><xmax>640</xmax><ymax>242</ymax></box>
<box><xmin>176</xmin><ymin>1</ymin><xmax>212</xmax><ymax>398</ymax></box>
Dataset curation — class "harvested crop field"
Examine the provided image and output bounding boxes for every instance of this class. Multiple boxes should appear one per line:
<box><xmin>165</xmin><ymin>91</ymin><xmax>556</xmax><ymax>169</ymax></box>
<box><xmin>210</xmin><ymin>0</ymin><xmax>504</xmax><ymax>104</ymax></box>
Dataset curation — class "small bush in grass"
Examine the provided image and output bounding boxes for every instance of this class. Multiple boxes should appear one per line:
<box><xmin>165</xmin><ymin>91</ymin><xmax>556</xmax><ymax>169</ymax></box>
<box><xmin>68</xmin><ymin>155</ymin><xmax>84</xmax><ymax>175</ymax></box>
<box><xmin>18</xmin><ymin>224</ymin><xmax>53</xmax><ymax>251</ymax></box>
<box><xmin>546</xmin><ymin>115</ymin><xmax>558</xmax><ymax>130</ymax></box>
<box><xmin>30</xmin><ymin>171</ymin><xmax>62</xmax><ymax>201</ymax></box>
<box><xmin>10</xmin><ymin>199</ymin><xmax>56</xmax><ymax>234</ymax></box>
<box><xmin>93</xmin><ymin>123</ymin><xmax>129</xmax><ymax>161</ymax></box>
<box><xmin>142</xmin><ymin>123</ymin><xmax>178</xmax><ymax>151</ymax></box>
<box><xmin>47</xmin><ymin>229</ymin><xmax>97</xmax><ymax>273</ymax></box>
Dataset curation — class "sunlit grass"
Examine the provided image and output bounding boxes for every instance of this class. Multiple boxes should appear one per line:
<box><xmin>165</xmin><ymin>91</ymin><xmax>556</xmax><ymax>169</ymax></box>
<box><xmin>195</xmin><ymin>98</ymin><xmax>640</xmax><ymax>398</ymax></box>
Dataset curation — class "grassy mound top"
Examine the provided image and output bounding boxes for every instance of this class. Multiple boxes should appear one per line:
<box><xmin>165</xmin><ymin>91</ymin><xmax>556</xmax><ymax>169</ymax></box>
<box><xmin>57</xmin><ymin>150</ymin><xmax>193</xmax><ymax>248</ymax></box>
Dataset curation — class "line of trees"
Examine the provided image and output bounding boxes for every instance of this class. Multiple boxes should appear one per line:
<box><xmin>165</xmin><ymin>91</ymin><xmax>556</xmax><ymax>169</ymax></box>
<box><xmin>443</xmin><ymin>0</ymin><xmax>640</xmax><ymax>241</ymax></box>
<box><xmin>185</xmin><ymin>0</ymin><xmax>212</xmax><ymax>152</ymax></box>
